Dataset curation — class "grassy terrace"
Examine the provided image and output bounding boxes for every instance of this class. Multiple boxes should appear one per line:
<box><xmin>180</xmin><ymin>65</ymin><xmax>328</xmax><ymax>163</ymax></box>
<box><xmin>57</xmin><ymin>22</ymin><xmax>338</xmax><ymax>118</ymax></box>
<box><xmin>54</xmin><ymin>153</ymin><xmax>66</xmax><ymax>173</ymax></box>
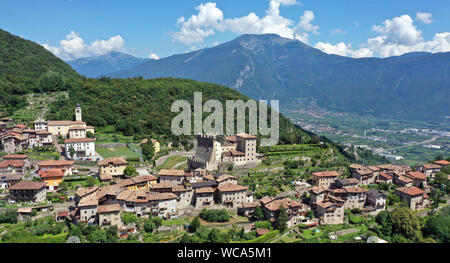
<box><xmin>96</xmin><ymin>146</ymin><xmax>140</xmax><ymax>160</ymax></box>
<box><xmin>156</xmin><ymin>155</ymin><xmax>188</xmax><ymax>171</ymax></box>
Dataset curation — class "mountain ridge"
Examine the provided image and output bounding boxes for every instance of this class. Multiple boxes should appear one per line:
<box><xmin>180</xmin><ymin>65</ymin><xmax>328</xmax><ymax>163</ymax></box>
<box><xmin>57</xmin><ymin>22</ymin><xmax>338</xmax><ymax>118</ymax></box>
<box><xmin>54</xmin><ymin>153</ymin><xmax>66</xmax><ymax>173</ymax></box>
<box><xmin>67</xmin><ymin>51</ymin><xmax>152</xmax><ymax>78</ymax></box>
<box><xmin>108</xmin><ymin>34</ymin><xmax>450</xmax><ymax>122</ymax></box>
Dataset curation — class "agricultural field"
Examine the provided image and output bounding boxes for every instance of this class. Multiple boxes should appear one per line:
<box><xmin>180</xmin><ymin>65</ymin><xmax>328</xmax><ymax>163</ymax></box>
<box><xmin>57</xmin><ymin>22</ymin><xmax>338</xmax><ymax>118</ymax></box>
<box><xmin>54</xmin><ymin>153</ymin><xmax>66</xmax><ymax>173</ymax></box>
<box><xmin>96</xmin><ymin>145</ymin><xmax>141</xmax><ymax>160</ymax></box>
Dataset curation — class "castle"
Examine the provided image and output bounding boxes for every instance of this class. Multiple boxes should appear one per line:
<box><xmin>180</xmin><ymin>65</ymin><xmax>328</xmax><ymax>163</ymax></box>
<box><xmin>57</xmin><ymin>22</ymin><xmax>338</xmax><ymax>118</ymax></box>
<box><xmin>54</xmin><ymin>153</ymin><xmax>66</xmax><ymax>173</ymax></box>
<box><xmin>188</xmin><ymin>133</ymin><xmax>263</xmax><ymax>171</ymax></box>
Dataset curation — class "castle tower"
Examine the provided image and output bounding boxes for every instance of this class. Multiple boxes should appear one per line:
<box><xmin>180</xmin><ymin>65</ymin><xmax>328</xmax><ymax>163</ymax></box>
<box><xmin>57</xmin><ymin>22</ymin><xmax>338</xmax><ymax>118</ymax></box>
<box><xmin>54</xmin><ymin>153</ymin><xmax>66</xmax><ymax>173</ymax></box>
<box><xmin>75</xmin><ymin>103</ymin><xmax>82</xmax><ymax>122</ymax></box>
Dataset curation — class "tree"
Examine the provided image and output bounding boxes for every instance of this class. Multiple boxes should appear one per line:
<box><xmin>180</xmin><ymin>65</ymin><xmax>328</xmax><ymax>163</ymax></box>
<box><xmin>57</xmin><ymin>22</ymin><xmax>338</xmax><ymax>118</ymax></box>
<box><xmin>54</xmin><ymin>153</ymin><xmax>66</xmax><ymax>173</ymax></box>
<box><xmin>252</xmin><ymin>206</ymin><xmax>264</xmax><ymax>221</ymax></box>
<box><xmin>38</xmin><ymin>72</ymin><xmax>64</xmax><ymax>92</ymax></box>
<box><xmin>86</xmin><ymin>131</ymin><xmax>95</xmax><ymax>138</ymax></box>
<box><xmin>142</xmin><ymin>140</ymin><xmax>155</xmax><ymax>161</ymax></box>
<box><xmin>208</xmin><ymin>228</ymin><xmax>224</xmax><ymax>243</ymax></box>
<box><xmin>390</xmin><ymin>207</ymin><xmax>421</xmax><ymax>241</ymax></box>
<box><xmin>189</xmin><ymin>217</ymin><xmax>201</xmax><ymax>233</ymax></box>
<box><xmin>144</xmin><ymin>219</ymin><xmax>157</xmax><ymax>233</ymax></box>
<box><xmin>123</xmin><ymin>165</ymin><xmax>138</xmax><ymax>177</ymax></box>
<box><xmin>88</xmin><ymin>229</ymin><xmax>108</xmax><ymax>243</ymax></box>
<box><xmin>121</xmin><ymin>213</ymin><xmax>138</xmax><ymax>225</ymax></box>
<box><xmin>85</xmin><ymin>176</ymin><xmax>96</xmax><ymax>187</ymax></box>
<box><xmin>68</xmin><ymin>146</ymin><xmax>76</xmax><ymax>159</ymax></box>
<box><xmin>276</xmin><ymin>205</ymin><xmax>288</xmax><ymax>232</ymax></box>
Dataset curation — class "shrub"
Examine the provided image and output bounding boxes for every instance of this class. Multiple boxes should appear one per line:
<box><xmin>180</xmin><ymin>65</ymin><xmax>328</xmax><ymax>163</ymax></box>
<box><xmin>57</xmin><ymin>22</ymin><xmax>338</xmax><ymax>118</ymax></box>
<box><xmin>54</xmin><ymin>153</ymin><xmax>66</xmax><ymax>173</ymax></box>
<box><xmin>199</xmin><ymin>209</ymin><xmax>230</xmax><ymax>223</ymax></box>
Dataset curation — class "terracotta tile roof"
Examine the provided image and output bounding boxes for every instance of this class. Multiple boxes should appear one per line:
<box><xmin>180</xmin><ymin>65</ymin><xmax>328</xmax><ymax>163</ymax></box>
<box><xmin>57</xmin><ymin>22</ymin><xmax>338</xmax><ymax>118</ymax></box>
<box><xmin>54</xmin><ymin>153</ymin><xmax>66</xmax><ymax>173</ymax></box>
<box><xmin>98</xmin><ymin>203</ymin><xmax>121</xmax><ymax>213</ymax></box>
<box><xmin>172</xmin><ymin>185</ymin><xmax>190</xmax><ymax>192</ymax></box>
<box><xmin>64</xmin><ymin>138</ymin><xmax>96</xmax><ymax>143</ymax></box>
<box><xmin>397</xmin><ymin>176</ymin><xmax>413</xmax><ymax>183</ymax></box>
<box><xmin>315</xmin><ymin>201</ymin><xmax>336</xmax><ymax>209</ymax></box>
<box><xmin>216</xmin><ymin>174</ymin><xmax>236</xmax><ymax>183</ymax></box>
<box><xmin>3</xmin><ymin>154</ymin><xmax>28</xmax><ymax>160</ymax></box>
<box><xmin>38</xmin><ymin>169</ymin><xmax>65</xmax><ymax>178</ymax></box>
<box><xmin>344</xmin><ymin>187</ymin><xmax>368</xmax><ymax>194</ymax></box>
<box><xmin>407</xmin><ymin>171</ymin><xmax>427</xmax><ymax>181</ymax></box>
<box><xmin>0</xmin><ymin>160</ymin><xmax>25</xmax><ymax>168</ymax></box>
<box><xmin>378</xmin><ymin>164</ymin><xmax>405</xmax><ymax>171</ymax></box>
<box><xmin>256</xmin><ymin>228</ymin><xmax>270</xmax><ymax>236</ymax></box>
<box><xmin>310</xmin><ymin>186</ymin><xmax>327</xmax><ymax>194</ymax></box>
<box><xmin>38</xmin><ymin>160</ymin><xmax>74</xmax><ymax>167</ymax></box>
<box><xmin>0</xmin><ymin>174</ymin><xmax>22</xmax><ymax>181</ymax></box>
<box><xmin>421</xmin><ymin>163</ymin><xmax>441</xmax><ymax>169</ymax></box>
<box><xmin>204</xmin><ymin>174</ymin><xmax>215</xmax><ymax>181</ymax></box>
<box><xmin>196</xmin><ymin>187</ymin><xmax>215</xmax><ymax>194</ymax></box>
<box><xmin>78</xmin><ymin>192</ymin><xmax>98</xmax><ymax>207</ymax></box>
<box><xmin>378</xmin><ymin>172</ymin><xmax>393</xmax><ymax>180</ymax></box>
<box><xmin>158</xmin><ymin>169</ymin><xmax>185</xmax><ymax>177</ymax></box>
<box><xmin>150</xmin><ymin>182</ymin><xmax>177</xmax><ymax>189</ymax></box>
<box><xmin>434</xmin><ymin>160</ymin><xmax>450</xmax><ymax>165</ymax></box>
<box><xmin>98</xmin><ymin>157</ymin><xmax>128</xmax><ymax>166</ymax></box>
<box><xmin>224</xmin><ymin>150</ymin><xmax>245</xmax><ymax>157</ymax></box>
<box><xmin>75</xmin><ymin>186</ymin><xmax>100</xmax><ymax>197</ymax></box>
<box><xmin>354</xmin><ymin>168</ymin><xmax>373</xmax><ymax>176</ymax></box>
<box><xmin>349</xmin><ymin>164</ymin><xmax>365</xmax><ymax>169</ymax></box>
<box><xmin>225</xmin><ymin>136</ymin><xmax>237</xmax><ymax>143</ymax></box>
<box><xmin>264</xmin><ymin>197</ymin><xmax>302</xmax><ymax>211</ymax></box>
<box><xmin>9</xmin><ymin>181</ymin><xmax>46</xmax><ymax>190</ymax></box>
<box><xmin>99</xmin><ymin>173</ymin><xmax>113</xmax><ymax>181</ymax></box>
<box><xmin>147</xmin><ymin>192</ymin><xmax>178</xmax><ymax>201</ymax></box>
<box><xmin>217</xmin><ymin>183</ymin><xmax>248</xmax><ymax>192</ymax></box>
<box><xmin>395</xmin><ymin>186</ymin><xmax>424</xmax><ymax>196</ymax></box>
<box><xmin>240</xmin><ymin>201</ymin><xmax>260</xmax><ymax>209</ymax></box>
<box><xmin>236</xmin><ymin>133</ymin><xmax>257</xmax><ymax>139</ymax></box>
<box><xmin>312</xmin><ymin>171</ymin><xmax>339</xmax><ymax>177</ymax></box>
<box><xmin>57</xmin><ymin>211</ymin><xmax>69</xmax><ymax>217</ymax></box>
<box><xmin>260</xmin><ymin>196</ymin><xmax>276</xmax><ymax>205</ymax></box>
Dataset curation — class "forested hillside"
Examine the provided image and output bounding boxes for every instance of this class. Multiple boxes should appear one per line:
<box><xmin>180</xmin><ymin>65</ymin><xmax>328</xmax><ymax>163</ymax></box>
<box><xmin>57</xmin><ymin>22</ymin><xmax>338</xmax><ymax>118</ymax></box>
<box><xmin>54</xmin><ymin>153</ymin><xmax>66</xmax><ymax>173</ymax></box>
<box><xmin>45</xmin><ymin>77</ymin><xmax>313</xmax><ymax>145</ymax></box>
<box><xmin>0</xmin><ymin>29</ymin><xmax>80</xmax><ymax>116</ymax></box>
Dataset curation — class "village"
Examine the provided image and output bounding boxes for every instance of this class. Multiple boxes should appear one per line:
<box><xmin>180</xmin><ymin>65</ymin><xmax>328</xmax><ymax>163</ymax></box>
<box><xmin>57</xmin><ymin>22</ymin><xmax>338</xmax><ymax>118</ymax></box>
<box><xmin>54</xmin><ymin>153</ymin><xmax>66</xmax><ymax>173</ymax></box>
<box><xmin>0</xmin><ymin>105</ymin><xmax>449</xmax><ymax>243</ymax></box>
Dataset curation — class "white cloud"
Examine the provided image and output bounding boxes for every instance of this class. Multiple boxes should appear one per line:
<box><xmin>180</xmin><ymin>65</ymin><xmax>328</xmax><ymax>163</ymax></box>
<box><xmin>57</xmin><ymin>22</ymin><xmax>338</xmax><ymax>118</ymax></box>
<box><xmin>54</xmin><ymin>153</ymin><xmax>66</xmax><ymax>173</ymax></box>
<box><xmin>171</xmin><ymin>1</ymin><xmax>319</xmax><ymax>46</ymax></box>
<box><xmin>42</xmin><ymin>31</ymin><xmax>125</xmax><ymax>60</ymax></box>
<box><xmin>149</xmin><ymin>52</ymin><xmax>160</xmax><ymax>60</ymax></box>
<box><xmin>416</xmin><ymin>12</ymin><xmax>433</xmax><ymax>24</ymax></box>
<box><xmin>315</xmin><ymin>42</ymin><xmax>373</xmax><ymax>58</ymax></box>
<box><xmin>297</xmin><ymin>10</ymin><xmax>319</xmax><ymax>35</ymax></box>
<box><xmin>171</xmin><ymin>2</ymin><xmax>223</xmax><ymax>46</ymax></box>
<box><xmin>371</xmin><ymin>15</ymin><xmax>423</xmax><ymax>46</ymax></box>
<box><xmin>364</xmin><ymin>14</ymin><xmax>450</xmax><ymax>57</ymax></box>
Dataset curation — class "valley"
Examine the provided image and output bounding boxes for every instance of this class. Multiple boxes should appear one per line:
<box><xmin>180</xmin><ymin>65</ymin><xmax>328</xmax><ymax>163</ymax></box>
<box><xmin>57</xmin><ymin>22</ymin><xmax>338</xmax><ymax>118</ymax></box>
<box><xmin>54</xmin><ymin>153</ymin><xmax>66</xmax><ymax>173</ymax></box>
<box><xmin>284</xmin><ymin>99</ymin><xmax>450</xmax><ymax>165</ymax></box>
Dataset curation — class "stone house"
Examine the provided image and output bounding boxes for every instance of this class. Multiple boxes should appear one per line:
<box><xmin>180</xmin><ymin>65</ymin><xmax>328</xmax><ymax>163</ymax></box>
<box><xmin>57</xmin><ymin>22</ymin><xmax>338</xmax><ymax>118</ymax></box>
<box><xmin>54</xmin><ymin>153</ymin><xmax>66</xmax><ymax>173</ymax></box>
<box><xmin>98</xmin><ymin>204</ymin><xmax>122</xmax><ymax>228</ymax></box>
<box><xmin>194</xmin><ymin>187</ymin><xmax>215</xmax><ymax>207</ymax></box>
<box><xmin>394</xmin><ymin>186</ymin><xmax>427</xmax><ymax>210</ymax></box>
<box><xmin>216</xmin><ymin>183</ymin><xmax>248</xmax><ymax>207</ymax></box>
<box><xmin>98</xmin><ymin>157</ymin><xmax>128</xmax><ymax>179</ymax></box>
<box><xmin>312</xmin><ymin>171</ymin><xmax>339</xmax><ymax>189</ymax></box>
<box><xmin>157</xmin><ymin>169</ymin><xmax>186</xmax><ymax>185</ymax></box>
<box><xmin>9</xmin><ymin>181</ymin><xmax>47</xmax><ymax>203</ymax></box>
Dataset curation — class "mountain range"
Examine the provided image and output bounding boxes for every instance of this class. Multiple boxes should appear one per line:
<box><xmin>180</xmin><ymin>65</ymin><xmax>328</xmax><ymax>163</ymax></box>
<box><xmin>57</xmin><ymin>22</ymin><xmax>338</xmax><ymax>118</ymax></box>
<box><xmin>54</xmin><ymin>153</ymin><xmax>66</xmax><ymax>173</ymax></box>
<box><xmin>105</xmin><ymin>34</ymin><xmax>450</xmax><ymax>122</ymax></box>
<box><xmin>66</xmin><ymin>51</ymin><xmax>152</xmax><ymax>78</ymax></box>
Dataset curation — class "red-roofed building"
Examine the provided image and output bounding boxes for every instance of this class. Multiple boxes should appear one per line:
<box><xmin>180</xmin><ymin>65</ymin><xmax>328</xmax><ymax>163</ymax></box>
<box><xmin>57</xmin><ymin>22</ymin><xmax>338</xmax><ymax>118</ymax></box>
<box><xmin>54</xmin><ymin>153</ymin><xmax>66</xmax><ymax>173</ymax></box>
<box><xmin>0</xmin><ymin>160</ymin><xmax>25</xmax><ymax>175</ymax></box>
<box><xmin>38</xmin><ymin>169</ymin><xmax>65</xmax><ymax>191</ymax></box>
<box><xmin>38</xmin><ymin>160</ymin><xmax>74</xmax><ymax>176</ymax></box>
<box><xmin>9</xmin><ymin>181</ymin><xmax>47</xmax><ymax>203</ymax></box>
<box><xmin>434</xmin><ymin>160</ymin><xmax>450</xmax><ymax>168</ymax></box>
<box><xmin>406</xmin><ymin>171</ymin><xmax>427</xmax><ymax>187</ymax></box>
<box><xmin>312</xmin><ymin>171</ymin><xmax>339</xmax><ymax>188</ymax></box>
<box><xmin>395</xmin><ymin>186</ymin><xmax>427</xmax><ymax>210</ymax></box>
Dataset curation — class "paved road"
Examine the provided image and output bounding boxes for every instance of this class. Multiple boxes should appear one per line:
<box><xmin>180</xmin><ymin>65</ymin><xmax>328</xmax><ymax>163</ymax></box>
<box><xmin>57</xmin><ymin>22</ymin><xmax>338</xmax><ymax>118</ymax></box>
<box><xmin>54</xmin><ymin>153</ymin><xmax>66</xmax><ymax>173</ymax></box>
<box><xmin>155</xmin><ymin>150</ymin><xmax>195</xmax><ymax>167</ymax></box>
<box><xmin>385</xmin><ymin>136</ymin><xmax>439</xmax><ymax>151</ymax></box>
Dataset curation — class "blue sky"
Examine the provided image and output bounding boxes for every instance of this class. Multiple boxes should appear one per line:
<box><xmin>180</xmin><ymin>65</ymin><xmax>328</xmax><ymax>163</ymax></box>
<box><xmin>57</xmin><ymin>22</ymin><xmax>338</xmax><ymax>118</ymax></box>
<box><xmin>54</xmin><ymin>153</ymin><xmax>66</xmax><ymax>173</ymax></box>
<box><xmin>1</xmin><ymin>0</ymin><xmax>449</xmax><ymax>60</ymax></box>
